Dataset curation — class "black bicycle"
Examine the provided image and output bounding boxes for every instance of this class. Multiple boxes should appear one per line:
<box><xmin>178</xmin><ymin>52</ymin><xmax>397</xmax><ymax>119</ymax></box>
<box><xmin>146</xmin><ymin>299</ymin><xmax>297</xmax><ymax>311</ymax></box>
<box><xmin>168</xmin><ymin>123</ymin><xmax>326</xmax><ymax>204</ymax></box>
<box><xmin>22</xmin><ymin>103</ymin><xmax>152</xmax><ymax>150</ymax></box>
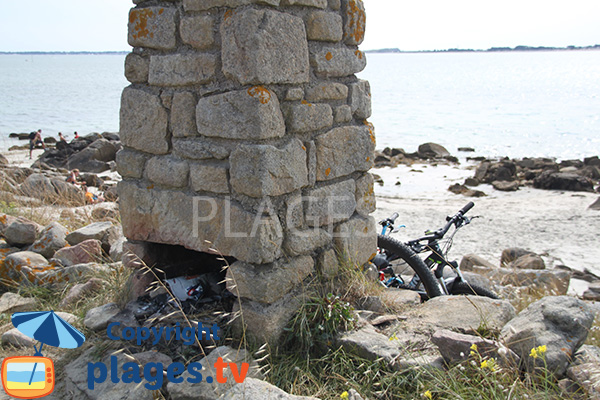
<box><xmin>372</xmin><ymin>202</ymin><xmax>498</xmax><ymax>300</ymax></box>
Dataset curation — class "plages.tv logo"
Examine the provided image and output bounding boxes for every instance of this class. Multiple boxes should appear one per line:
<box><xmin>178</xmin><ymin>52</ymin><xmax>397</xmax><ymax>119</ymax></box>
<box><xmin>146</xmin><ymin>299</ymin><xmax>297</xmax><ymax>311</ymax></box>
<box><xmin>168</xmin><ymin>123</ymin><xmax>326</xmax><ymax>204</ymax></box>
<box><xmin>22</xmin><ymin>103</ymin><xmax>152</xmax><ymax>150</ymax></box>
<box><xmin>1</xmin><ymin>310</ymin><xmax>85</xmax><ymax>399</ymax></box>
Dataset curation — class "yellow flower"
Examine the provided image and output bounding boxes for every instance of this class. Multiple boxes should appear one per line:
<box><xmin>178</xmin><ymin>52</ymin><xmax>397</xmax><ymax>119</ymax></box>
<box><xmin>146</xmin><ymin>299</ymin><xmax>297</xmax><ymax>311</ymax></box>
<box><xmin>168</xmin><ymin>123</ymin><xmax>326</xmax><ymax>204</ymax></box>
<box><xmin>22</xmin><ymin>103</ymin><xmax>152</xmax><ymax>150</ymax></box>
<box><xmin>480</xmin><ymin>358</ymin><xmax>498</xmax><ymax>371</ymax></box>
<box><xmin>424</xmin><ymin>390</ymin><xmax>433</xmax><ymax>399</ymax></box>
<box><xmin>389</xmin><ymin>333</ymin><xmax>398</xmax><ymax>341</ymax></box>
<box><xmin>340</xmin><ymin>391</ymin><xmax>349</xmax><ymax>399</ymax></box>
<box><xmin>470</xmin><ymin>343</ymin><xmax>478</xmax><ymax>351</ymax></box>
<box><xmin>530</xmin><ymin>348</ymin><xmax>538</xmax><ymax>358</ymax></box>
<box><xmin>530</xmin><ymin>345</ymin><xmax>547</xmax><ymax>359</ymax></box>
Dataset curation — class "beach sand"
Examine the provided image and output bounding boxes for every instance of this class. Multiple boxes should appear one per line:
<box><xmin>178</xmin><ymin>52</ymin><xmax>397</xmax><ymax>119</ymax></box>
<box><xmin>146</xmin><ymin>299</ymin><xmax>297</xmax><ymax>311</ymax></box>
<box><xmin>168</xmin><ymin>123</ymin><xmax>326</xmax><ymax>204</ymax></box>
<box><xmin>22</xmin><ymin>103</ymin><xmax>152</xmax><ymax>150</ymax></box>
<box><xmin>373</xmin><ymin>162</ymin><xmax>600</xmax><ymax>296</ymax></box>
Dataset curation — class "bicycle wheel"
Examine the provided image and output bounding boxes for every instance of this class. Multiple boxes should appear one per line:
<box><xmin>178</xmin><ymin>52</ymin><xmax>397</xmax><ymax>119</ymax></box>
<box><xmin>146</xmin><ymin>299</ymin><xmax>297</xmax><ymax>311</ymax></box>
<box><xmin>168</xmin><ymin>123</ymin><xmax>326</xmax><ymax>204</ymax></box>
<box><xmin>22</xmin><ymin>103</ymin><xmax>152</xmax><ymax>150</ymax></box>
<box><xmin>450</xmin><ymin>281</ymin><xmax>499</xmax><ymax>299</ymax></box>
<box><xmin>377</xmin><ymin>234</ymin><xmax>443</xmax><ymax>299</ymax></box>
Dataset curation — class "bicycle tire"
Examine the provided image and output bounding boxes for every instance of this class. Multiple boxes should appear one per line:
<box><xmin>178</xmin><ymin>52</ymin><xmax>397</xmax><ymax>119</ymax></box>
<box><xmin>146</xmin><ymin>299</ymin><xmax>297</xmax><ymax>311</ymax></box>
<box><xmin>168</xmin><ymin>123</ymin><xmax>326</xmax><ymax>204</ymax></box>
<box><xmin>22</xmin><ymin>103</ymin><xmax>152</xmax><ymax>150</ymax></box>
<box><xmin>450</xmin><ymin>281</ymin><xmax>499</xmax><ymax>299</ymax></box>
<box><xmin>377</xmin><ymin>234</ymin><xmax>443</xmax><ymax>299</ymax></box>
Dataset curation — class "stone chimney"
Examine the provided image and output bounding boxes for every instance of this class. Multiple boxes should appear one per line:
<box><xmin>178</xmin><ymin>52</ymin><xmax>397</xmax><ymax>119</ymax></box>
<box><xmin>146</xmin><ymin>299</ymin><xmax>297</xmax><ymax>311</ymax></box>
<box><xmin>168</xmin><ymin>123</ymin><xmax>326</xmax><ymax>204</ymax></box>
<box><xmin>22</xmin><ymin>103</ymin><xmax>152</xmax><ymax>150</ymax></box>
<box><xmin>117</xmin><ymin>0</ymin><xmax>376</xmax><ymax>342</ymax></box>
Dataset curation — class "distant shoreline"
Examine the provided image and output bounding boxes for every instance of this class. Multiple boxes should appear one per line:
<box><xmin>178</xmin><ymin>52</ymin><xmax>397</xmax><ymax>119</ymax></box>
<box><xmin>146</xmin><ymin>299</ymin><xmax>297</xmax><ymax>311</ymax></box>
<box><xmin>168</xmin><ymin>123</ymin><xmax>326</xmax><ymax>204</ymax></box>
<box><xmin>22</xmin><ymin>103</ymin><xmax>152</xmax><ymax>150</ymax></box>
<box><xmin>365</xmin><ymin>44</ymin><xmax>600</xmax><ymax>54</ymax></box>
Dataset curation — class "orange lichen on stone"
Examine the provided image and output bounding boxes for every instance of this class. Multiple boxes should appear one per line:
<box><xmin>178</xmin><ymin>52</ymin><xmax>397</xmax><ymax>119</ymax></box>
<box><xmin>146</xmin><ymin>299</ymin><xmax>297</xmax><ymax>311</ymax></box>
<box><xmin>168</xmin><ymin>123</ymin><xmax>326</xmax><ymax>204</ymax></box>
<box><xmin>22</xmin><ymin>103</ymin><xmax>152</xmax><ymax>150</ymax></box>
<box><xmin>130</xmin><ymin>8</ymin><xmax>155</xmax><ymax>40</ymax></box>
<box><xmin>247</xmin><ymin>86</ymin><xmax>272</xmax><ymax>104</ymax></box>
<box><xmin>325</xmin><ymin>168</ymin><xmax>331</xmax><ymax>176</ymax></box>
<box><xmin>364</xmin><ymin>120</ymin><xmax>376</xmax><ymax>145</ymax></box>
<box><xmin>302</xmin><ymin>145</ymin><xmax>307</xmax><ymax>151</ymax></box>
<box><xmin>301</xmin><ymin>100</ymin><xmax>313</xmax><ymax>107</ymax></box>
<box><xmin>224</xmin><ymin>9</ymin><xmax>234</xmax><ymax>22</ymax></box>
<box><xmin>325</xmin><ymin>52</ymin><xmax>333</xmax><ymax>61</ymax></box>
<box><xmin>346</xmin><ymin>0</ymin><xmax>366</xmax><ymax>44</ymax></box>
<box><xmin>147</xmin><ymin>184</ymin><xmax>155</xmax><ymax>189</ymax></box>
<box><xmin>355</xmin><ymin>50</ymin><xmax>363</xmax><ymax>59</ymax></box>
<box><xmin>0</xmin><ymin>214</ymin><xmax>6</xmax><ymax>224</ymax></box>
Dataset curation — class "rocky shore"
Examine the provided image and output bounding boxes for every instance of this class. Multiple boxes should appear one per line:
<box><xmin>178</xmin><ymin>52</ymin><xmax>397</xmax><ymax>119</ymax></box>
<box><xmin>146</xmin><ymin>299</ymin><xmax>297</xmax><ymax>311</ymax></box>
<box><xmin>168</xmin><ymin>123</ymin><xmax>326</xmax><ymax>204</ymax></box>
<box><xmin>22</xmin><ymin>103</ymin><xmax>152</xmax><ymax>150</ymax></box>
<box><xmin>0</xmin><ymin>136</ymin><xmax>599</xmax><ymax>399</ymax></box>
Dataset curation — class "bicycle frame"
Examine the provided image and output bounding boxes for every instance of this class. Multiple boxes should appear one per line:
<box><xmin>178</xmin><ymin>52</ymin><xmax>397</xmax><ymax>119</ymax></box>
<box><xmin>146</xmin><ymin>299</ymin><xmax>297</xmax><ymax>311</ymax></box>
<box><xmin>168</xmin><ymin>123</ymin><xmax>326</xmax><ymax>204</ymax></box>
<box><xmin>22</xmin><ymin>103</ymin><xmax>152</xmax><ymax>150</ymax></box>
<box><xmin>378</xmin><ymin>202</ymin><xmax>475</xmax><ymax>295</ymax></box>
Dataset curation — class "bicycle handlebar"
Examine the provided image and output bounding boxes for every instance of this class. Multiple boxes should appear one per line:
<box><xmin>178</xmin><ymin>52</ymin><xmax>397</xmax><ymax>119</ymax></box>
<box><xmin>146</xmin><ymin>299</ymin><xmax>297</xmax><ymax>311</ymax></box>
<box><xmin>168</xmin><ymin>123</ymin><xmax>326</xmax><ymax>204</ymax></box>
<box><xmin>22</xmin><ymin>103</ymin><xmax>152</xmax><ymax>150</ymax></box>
<box><xmin>411</xmin><ymin>202</ymin><xmax>475</xmax><ymax>243</ymax></box>
<box><xmin>460</xmin><ymin>201</ymin><xmax>474</xmax><ymax>215</ymax></box>
<box><xmin>379</xmin><ymin>212</ymin><xmax>399</xmax><ymax>227</ymax></box>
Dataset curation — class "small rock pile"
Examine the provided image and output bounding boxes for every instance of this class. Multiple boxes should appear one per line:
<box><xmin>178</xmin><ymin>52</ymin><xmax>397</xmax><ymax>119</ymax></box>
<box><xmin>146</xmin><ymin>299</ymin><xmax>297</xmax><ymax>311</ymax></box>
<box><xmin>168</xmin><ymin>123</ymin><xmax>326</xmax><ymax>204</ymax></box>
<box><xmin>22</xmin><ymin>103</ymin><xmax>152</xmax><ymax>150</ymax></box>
<box><xmin>341</xmin><ymin>293</ymin><xmax>597</xmax><ymax>398</ymax></box>
<box><xmin>373</xmin><ymin>142</ymin><xmax>458</xmax><ymax>168</ymax></box>
<box><xmin>32</xmin><ymin>132</ymin><xmax>121</xmax><ymax>174</ymax></box>
<box><xmin>0</xmin><ymin>215</ymin><xmax>124</xmax><ymax>286</ymax></box>
<box><xmin>467</xmin><ymin>156</ymin><xmax>600</xmax><ymax>193</ymax></box>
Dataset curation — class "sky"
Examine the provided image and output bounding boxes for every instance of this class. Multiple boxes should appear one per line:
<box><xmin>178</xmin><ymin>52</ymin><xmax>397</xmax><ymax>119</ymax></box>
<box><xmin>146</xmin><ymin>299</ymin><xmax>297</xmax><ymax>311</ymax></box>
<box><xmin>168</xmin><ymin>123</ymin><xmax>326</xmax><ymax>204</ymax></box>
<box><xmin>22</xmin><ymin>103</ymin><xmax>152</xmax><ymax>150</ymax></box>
<box><xmin>0</xmin><ymin>0</ymin><xmax>598</xmax><ymax>52</ymax></box>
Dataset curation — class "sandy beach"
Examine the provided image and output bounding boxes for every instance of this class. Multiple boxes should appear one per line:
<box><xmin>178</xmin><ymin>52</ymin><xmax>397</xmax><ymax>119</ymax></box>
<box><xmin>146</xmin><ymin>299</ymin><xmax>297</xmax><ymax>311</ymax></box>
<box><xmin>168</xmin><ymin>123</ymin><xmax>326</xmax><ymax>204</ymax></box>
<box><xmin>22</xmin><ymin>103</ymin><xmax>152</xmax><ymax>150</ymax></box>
<box><xmin>373</xmin><ymin>161</ymin><xmax>600</xmax><ymax>295</ymax></box>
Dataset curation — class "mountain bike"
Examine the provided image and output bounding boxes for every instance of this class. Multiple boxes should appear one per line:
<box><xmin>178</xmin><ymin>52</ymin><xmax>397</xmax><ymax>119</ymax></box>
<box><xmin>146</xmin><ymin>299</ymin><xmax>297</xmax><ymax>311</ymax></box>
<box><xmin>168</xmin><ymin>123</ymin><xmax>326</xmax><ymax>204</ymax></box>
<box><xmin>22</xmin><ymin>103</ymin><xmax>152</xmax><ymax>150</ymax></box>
<box><xmin>372</xmin><ymin>202</ymin><xmax>498</xmax><ymax>300</ymax></box>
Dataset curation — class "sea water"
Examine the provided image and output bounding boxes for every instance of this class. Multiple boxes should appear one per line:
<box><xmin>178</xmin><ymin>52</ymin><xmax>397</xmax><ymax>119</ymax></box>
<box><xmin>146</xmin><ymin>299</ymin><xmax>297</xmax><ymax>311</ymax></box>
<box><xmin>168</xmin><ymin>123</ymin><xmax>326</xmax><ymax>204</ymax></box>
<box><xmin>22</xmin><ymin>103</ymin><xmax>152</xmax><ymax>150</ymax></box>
<box><xmin>1</xmin><ymin>51</ymin><xmax>599</xmax><ymax>159</ymax></box>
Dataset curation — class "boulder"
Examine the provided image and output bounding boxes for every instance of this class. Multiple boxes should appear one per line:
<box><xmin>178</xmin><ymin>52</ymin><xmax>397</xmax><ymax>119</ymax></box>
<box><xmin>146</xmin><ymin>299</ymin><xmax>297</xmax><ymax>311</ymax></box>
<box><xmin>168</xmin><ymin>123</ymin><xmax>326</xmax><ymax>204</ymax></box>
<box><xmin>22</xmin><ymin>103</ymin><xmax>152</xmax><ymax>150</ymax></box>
<box><xmin>475</xmin><ymin>160</ymin><xmax>518</xmax><ymax>183</ymax></box>
<box><xmin>52</xmin><ymin>239</ymin><xmax>103</xmax><ymax>267</ymax></box>
<box><xmin>533</xmin><ymin>171</ymin><xmax>594</xmax><ymax>192</ymax></box>
<box><xmin>1</xmin><ymin>251</ymin><xmax>50</xmax><ymax>284</ymax></box>
<box><xmin>584</xmin><ymin>156</ymin><xmax>600</xmax><ymax>166</ymax></box>
<box><xmin>431</xmin><ymin>329</ymin><xmax>519</xmax><ymax>367</ymax></box>
<box><xmin>582</xmin><ymin>282</ymin><xmax>600</xmax><ymax>301</ymax></box>
<box><xmin>567</xmin><ymin>345</ymin><xmax>600</xmax><ymax>399</ymax></box>
<box><xmin>90</xmin><ymin>202</ymin><xmax>120</xmax><ymax>220</ymax></box>
<box><xmin>338</xmin><ymin>325</ymin><xmax>442</xmax><ymax>370</ymax></box>
<box><xmin>64</xmin><ymin>347</ymin><xmax>155</xmax><ymax>400</ymax></box>
<box><xmin>222</xmin><ymin>378</ymin><xmax>321</xmax><ymax>400</ymax></box>
<box><xmin>337</xmin><ymin>325</ymin><xmax>404</xmax><ymax>369</ymax></box>
<box><xmin>66</xmin><ymin>221</ymin><xmax>121</xmax><ymax>253</ymax></box>
<box><xmin>460</xmin><ymin>254</ymin><xmax>497</xmax><ymax>271</ymax></box>
<box><xmin>34</xmin><ymin>262</ymin><xmax>110</xmax><ymax>286</ymax></box>
<box><xmin>84</xmin><ymin>303</ymin><xmax>121</xmax><ymax>331</ymax></box>
<box><xmin>417</xmin><ymin>142</ymin><xmax>450</xmax><ymax>159</ymax></box>
<box><xmin>492</xmin><ymin>180</ymin><xmax>520</xmax><ymax>192</ymax></box>
<box><xmin>4</xmin><ymin>217</ymin><xmax>42</xmax><ymax>247</ymax></box>
<box><xmin>59</xmin><ymin>278</ymin><xmax>104</xmax><ymax>307</ymax></box>
<box><xmin>2</xmin><ymin>328</ymin><xmax>35</xmax><ymax>348</ymax></box>
<box><xmin>0</xmin><ymin>292</ymin><xmax>36</xmax><ymax>314</ymax></box>
<box><xmin>490</xmin><ymin>268</ymin><xmax>571</xmax><ymax>295</ymax></box>
<box><xmin>167</xmin><ymin>346</ymin><xmax>264</xmax><ymax>400</ymax></box>
<box><xmin>500</xmin><ymin>248</ymin><xmax>536</xmax><ymax>266</ymax></box>
<box><xmin>0</xmin><ymin>214</ymin><xmax>17</xmax><ymax>236</ymax></box>
<box><xmin>28</xmin><ymin>221</ymin><xmax>68</xmax><ymax>259</ymax></box>
<box><xmin>19</xmin><ymin>173</ymin><xmax>84</xmax><ymax>204</ymax></box>
<box><xmin>499</xmin><ymin>296</ymin><xmax>595</xmax><ymax>377</ymax></box>
<box><xmin>404</xmin><ymin>295</ymin><xmax>517</xmax><ymax>335</ymax></box>
<box><xmin>509</xmin><ymin>253</ymin><xmax>545</xmax><ymax>270</ymax></box>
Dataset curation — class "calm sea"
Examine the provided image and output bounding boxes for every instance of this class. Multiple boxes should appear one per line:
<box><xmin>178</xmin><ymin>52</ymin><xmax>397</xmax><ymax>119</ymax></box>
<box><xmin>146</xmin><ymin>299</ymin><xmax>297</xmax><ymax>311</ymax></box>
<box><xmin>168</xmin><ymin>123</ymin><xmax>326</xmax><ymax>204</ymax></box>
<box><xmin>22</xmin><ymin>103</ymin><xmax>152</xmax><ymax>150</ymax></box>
<box><xmin>1</xmin><ymin>51</ymin><xmax>599</xmax><ymax>159</ymax></box>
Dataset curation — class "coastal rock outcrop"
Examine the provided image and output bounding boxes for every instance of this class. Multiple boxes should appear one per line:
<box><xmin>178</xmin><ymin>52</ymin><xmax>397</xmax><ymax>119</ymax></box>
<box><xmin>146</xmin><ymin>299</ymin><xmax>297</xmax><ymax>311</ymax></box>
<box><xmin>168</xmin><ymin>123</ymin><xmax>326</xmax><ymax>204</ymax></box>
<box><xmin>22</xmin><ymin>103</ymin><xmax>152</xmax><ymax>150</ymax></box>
<box><xmin>499</xmin><ymin>296</ymin><xmax>594</xmax><ymax>377</ymax></box>
<box><xmin>32</xmin><ymin>132</ymin><xmax>121</xmax><ymax>173</ymax></box>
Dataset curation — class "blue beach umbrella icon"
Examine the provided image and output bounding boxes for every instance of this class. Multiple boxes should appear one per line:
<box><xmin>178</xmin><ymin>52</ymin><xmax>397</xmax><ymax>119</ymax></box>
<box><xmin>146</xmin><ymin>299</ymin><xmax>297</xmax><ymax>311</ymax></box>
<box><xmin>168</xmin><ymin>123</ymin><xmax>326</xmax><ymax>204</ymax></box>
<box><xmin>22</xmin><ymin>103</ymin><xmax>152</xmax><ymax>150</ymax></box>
<box><xmin>11</xmin><ymin>311</ymin><xmax>85</xmax><ymax>385</ymax></box>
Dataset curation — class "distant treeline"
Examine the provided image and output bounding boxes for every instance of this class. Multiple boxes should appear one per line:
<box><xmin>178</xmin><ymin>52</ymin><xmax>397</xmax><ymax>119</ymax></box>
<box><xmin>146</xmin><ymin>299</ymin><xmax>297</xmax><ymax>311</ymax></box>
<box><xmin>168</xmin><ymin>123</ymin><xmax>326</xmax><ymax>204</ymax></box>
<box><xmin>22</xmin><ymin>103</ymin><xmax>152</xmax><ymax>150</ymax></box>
<box><xmin>0</xmin><ymin>51</ymin><xmax>129</xmax><ymax>55</ymax></box>
<box><xmin>365</xmin><ymin>44</ymin><xmax>600</xmax><ymax>54</ymax></box>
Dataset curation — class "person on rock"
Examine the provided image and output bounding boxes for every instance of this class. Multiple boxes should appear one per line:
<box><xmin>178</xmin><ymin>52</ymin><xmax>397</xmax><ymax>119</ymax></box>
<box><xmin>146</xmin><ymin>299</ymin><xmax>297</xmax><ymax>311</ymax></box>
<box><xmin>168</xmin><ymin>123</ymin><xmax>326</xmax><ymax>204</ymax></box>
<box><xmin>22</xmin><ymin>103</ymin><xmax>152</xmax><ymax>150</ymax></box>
<box><xmin>66</xmin><ymin>169</ymin><xmax>83</xmax><ymax>186</ymax></box>
<box><xmin>29</xmin><ymin>129</ymin><xmax>46</xmax><ymax>159</ymax></box>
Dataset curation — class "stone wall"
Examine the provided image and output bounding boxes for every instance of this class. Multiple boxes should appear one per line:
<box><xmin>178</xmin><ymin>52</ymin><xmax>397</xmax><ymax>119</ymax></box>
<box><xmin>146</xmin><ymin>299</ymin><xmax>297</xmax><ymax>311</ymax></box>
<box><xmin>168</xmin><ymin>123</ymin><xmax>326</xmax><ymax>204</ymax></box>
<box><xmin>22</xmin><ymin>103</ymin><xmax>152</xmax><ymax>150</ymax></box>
<box><xmin>117</xmin><ymin>0</ymin><xmax>376</xmax><ymax>342</ymax></box>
